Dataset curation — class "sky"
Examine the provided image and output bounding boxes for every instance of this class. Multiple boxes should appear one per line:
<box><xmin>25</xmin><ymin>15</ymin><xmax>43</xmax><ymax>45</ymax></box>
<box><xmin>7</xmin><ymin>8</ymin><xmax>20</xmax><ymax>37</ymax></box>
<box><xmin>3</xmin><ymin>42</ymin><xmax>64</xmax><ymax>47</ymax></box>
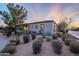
<box><xmin>0</xmin><ymin>3</ymin><xmax>79</xmax><ymax>27</ymax></box>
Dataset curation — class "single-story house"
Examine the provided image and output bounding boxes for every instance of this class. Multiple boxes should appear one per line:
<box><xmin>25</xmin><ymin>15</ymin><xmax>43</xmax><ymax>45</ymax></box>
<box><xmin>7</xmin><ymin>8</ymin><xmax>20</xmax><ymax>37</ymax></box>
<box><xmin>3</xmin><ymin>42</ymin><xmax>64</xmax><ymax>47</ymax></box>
<box><xmin>27</xmin><ymin>20</ymin><xmax>57</xmax><ymax>36</ymax></box>
<box><xmin>16</xmin><ymin>20</ymin><xmax>58</xmax><ymax>36</ymax></box>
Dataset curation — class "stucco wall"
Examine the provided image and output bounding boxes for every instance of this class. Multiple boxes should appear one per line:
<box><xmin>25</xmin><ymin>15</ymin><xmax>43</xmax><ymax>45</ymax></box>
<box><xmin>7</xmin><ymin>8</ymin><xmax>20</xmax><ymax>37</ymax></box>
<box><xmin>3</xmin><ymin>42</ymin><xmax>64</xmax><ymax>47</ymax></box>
<box><xmin>28</xmin><ymin>21</ymin><xmax>56</xmax><ymax>36</ymax></box>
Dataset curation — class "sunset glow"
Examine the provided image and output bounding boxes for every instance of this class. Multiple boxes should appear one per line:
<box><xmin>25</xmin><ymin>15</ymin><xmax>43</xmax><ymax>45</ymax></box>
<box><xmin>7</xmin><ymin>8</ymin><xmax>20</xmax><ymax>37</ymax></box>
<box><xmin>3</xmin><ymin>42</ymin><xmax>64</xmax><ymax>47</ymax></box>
<box><xmin>0</xmin><ymin>3</ymin><xmax>79</xmax><ymax>29</ymax></box>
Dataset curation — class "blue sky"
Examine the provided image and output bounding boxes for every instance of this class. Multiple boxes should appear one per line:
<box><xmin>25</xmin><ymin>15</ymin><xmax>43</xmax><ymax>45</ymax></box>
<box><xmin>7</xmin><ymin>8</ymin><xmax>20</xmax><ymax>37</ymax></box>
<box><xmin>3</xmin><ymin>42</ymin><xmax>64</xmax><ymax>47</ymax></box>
<box><xmin>0</xmin><ymin>3</ymin><xmax>79</xmax><ymax>26</ymax></box>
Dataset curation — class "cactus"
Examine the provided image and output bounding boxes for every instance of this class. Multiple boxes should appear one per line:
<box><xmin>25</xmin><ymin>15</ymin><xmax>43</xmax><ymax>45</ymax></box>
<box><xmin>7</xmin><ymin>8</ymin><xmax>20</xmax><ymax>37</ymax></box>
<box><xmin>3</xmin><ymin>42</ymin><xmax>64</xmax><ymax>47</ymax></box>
<box><xmin>23</xmin><ymin>34</ymin><xmax>30</xmax><ymax>43</ymax></box>
<box><xmin>51</xmin><ymin>40</ymin><xmax>62</xmax><ymax>54</ymax></box>
<box><xmin>32</xmin><ymin>40</ymin><xmax>42</xmax><ymax>55</ymax></box>
<box><xmin>70</xmin><ymin>40</ymin><xmax>79</xmax><ymax>53</ymax></box>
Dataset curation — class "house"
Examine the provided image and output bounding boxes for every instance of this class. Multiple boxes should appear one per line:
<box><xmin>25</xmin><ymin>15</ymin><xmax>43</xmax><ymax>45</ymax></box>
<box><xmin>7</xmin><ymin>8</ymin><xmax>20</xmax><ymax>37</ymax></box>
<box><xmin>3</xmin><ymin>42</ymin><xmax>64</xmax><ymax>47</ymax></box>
<box><xmin>16</xmin><ymin>20</ymin><xmax>57</xmax><ymax>36</ymax></box>
<box><xmin>27</xmin><ymin>20</ymin><xmax>57</xmax><ymax>36</ymax></box>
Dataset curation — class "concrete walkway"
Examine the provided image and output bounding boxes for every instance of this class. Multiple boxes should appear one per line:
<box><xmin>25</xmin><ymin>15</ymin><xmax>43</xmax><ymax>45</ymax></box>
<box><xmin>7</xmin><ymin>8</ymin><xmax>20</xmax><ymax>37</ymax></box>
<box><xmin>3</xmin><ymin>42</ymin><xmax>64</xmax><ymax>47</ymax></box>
<box><xmin>13</xmin><ymin>37</ymin><xmax>77</xmax><ymax>56</ymax></box>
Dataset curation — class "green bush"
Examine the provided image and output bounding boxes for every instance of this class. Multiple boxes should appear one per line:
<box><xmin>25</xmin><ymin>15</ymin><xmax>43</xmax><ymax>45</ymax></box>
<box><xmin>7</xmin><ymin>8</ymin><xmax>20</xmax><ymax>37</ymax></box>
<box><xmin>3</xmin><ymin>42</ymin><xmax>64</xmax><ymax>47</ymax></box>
<box><xmin>70</xmin><ymin>40</ymin><xmax>79</xmax><ymax>53</ymax></box>
<box><xmin>46</xmin><ymin>37</ymin><xmax>51</xmax><ymax>41</ymax></box>
<box><xmin>31</xmin><ymin>32</ymin><xmax>36</xmax><ymax>40</ymax></box>
<box><xmin>52</xmin><ymin>34</ymin><xmax>58</xmax><ymax>39</ymax></box>
<box><xmin>64</xmin><ymin>38</ymin><xmax>72</xmax><ymax>45</ymax></box>
<box><xmin>32</xmin><ymin>40</ymin><xmax>42</xmax><ymax>55</ymax></box>
<box><xmin>37</xmin><ymin>37</ymin><xmax>43</xmax><ymax>44</ymax></box>
<box><xmin>23</xmin><ymin>34</ymin><xmax>30</xmax><ymax>44</ymax></box>
<box><xmin>51</xmin><ymin>40</ymin><xmax>63</xmax><ymax>54</ymax></box>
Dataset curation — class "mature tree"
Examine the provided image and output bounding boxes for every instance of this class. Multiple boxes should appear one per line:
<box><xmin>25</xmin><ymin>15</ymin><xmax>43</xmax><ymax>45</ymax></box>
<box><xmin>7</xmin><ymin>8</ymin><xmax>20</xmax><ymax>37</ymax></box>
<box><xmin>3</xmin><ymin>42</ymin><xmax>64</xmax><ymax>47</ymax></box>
<box><xmin>7</xmin><ymin>3</ymin><xmax>27</xmax><ymax>34</ymax></box>
<box><xmin>0</xmin><ymin>3</ymin><xmax>27</xmax><ymax>35</ymax></box>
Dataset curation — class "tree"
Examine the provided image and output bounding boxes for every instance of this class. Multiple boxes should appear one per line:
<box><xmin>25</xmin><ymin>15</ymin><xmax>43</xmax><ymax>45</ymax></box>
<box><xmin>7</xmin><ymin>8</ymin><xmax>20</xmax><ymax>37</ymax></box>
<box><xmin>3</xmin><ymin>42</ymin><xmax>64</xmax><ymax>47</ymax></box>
<box><xmin>7</xmin><ymin>3</ymin><xmax>27</xmax><ymax>34</ymax></box>
<box><xmin>57</xmin><ymin>21</ymin><xmax>68</xmax><ymax>33</ymax></box>
<box><xmin>0</xmin><ymin>3</ymin><xmax>27</xmax><ymax>35</ymax></box>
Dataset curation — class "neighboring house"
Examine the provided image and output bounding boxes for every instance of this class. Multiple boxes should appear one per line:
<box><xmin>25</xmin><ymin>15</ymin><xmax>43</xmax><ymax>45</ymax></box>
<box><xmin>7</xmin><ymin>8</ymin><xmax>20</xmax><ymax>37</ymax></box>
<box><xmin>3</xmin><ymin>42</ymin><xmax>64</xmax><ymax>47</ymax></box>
<box><xmin>28</xmin><ymin>20</ymin><xmax>57</xmax><ymax>36</ymax></box>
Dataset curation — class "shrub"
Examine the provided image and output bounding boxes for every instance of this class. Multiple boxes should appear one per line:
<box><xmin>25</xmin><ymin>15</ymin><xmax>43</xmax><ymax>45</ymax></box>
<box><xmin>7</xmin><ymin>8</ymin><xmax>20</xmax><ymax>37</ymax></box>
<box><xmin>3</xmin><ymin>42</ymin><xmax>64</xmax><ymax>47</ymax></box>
<box><xmin>37</xmin><ymin>37</ymin><xmax>43</xmax><ymax>43</ymax></box>
<box><xmin>32</xmin><ymin>40</ymin><xmax>42</xmax><ymax>55</ymax></box>
<box><xmin>31</xmin><ymin>32</ymin><xmax>36</xmax><ymax>40</ymax></box>
<box><xmin>1</xmin><ymin>44</ymin><xmax>16</xmax><ymax>54</ymax></box>
<box><xmin>64</xmin><ymin>38</ymin><xmax>72</xmax><ymax>45</ymax></box>
<box><xmin>70</xmin><ymin>40</ymin><xmax>79</xmax><ymax>53</ymax></box>
<box><xmin>0</xmin><ymin>53</ymin><xmax>11</xmax><ymax>56</ymax></box>
<box><xmin>51</xmin><ymin>40</ymin><xmax>63</xmax><ymax>54</ymax></box>
<box><xmin>52</xmin><ymin>33</ymin><xmax>58</xmax><ymax>40</ymax></box>
<box><xmin>16</xmin><ymin>37</ymin><xmax>20</xmax><ymax>45</ymax></box>
<box><xmin>23</xmin><ymin>34</ymin><xmax>30</xmax><ymax>44</ymax></box>
<box><xmin>46</xmin><ymin>37</ymin><xmax>51</xmax><ymax>41</ymax></box>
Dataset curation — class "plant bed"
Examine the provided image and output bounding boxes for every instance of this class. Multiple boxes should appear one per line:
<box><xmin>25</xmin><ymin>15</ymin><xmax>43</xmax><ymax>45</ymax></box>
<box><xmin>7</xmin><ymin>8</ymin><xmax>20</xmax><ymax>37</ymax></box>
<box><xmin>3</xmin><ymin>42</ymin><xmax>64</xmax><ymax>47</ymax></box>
<box><xmin>1</xmin><ymin>44</ymin><xmax>16</xmax><ymax>54</ymax></box>
<box><xmin>69</xmin><ymin>40</ymin><xmax>79</xmax><ymax>54</ymax></box>
<box><xmin>23</xmin><ymin>34</ymin><xmax>30</xmax><ymax>44</ymax></box>
<box><xmin>0</xmin><ymin>53</ymin><xmax>11</xmax><ymax>56</ymax></box>
<box><xmin>51</xmin><ymin>40</ymin><xmax>63</xmax><ymax>54</ymax></box>
<box><xmin>32</xmin><ymin>40</ymin><xmax>42</xmax><ymax>55</ymax></box>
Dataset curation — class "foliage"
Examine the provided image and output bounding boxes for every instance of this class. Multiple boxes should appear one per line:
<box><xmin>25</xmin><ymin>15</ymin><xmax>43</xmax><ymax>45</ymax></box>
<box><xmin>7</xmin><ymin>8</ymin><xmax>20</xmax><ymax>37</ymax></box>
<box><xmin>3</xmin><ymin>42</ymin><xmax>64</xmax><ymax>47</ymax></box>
<box><xmin>57</xmin><ymin>21</ymin><xmax>68</xmax><ymax>32</ymax></box>
<box><xmin>51</xmin><ymin>40</ymin><xmax>62</xmax><ymax>54</ymax></box>
<box><xmin>32</xmin><ymin>40</ymin><xmax>42</xmax><ymax>55</ymax></box>
<box><xmin>0</xmin><ymin>3</ymin><xmax>27</xmax><ymax>33</ymax></box>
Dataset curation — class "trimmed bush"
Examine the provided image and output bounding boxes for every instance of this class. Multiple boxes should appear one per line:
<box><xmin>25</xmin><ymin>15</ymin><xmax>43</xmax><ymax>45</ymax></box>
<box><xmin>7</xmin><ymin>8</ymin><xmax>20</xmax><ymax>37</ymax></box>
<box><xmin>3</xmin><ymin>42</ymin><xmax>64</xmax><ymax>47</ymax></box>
<box><xmin>37</xmin><ymin>37</ymin><xmax>43</xmax><ymax>44</ymax></box>
<box><xmin>16</xmin><ymin>37</ymin><xmax>20</xmax><ymax>45</ymax></box>
<box><xmin>70</xmin><ymin>40</ymin><xmax>79</xmax><ymax>53</ymax></box>
<box><xmin>46</xmin><ymin>37</ymin><xmax>51</xmax><ymax>41</ymax></box>
<box><xmin>31</xmin><ymin>32</ymin><xmax>36</xmax><ymax>40</ymax></box>
<box><xmin>1</xmin><ymin>44</ymin><xmax>16</xmax><ymax>54</ymax></box>
<box><xmin>0</xmin><ymin>53</ymin><xmax>11</xmax><ymax>56</ymax></box>
<box><xmin>32</xmin><ymin>40</ymin><xmax>42</xmax><ymax>55</ymax></box>
<box><xmin>52</xmin><ymin>34</ymin><xmax>58</xmax><ymax>40</ymax></box>
<box><xmin>64</xmin><ymin>38</ymin><xmax>72</xmax><ymax>45</ymax></box>
<box><xmin>23</xmin><ymin>34</ymin><xmax>30</xmax><ymax>44</ymax></box>
<box><xmin>51</xmin><ymin>40</ymin><xmax>62</xmax><ymax>54</ymax></box>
